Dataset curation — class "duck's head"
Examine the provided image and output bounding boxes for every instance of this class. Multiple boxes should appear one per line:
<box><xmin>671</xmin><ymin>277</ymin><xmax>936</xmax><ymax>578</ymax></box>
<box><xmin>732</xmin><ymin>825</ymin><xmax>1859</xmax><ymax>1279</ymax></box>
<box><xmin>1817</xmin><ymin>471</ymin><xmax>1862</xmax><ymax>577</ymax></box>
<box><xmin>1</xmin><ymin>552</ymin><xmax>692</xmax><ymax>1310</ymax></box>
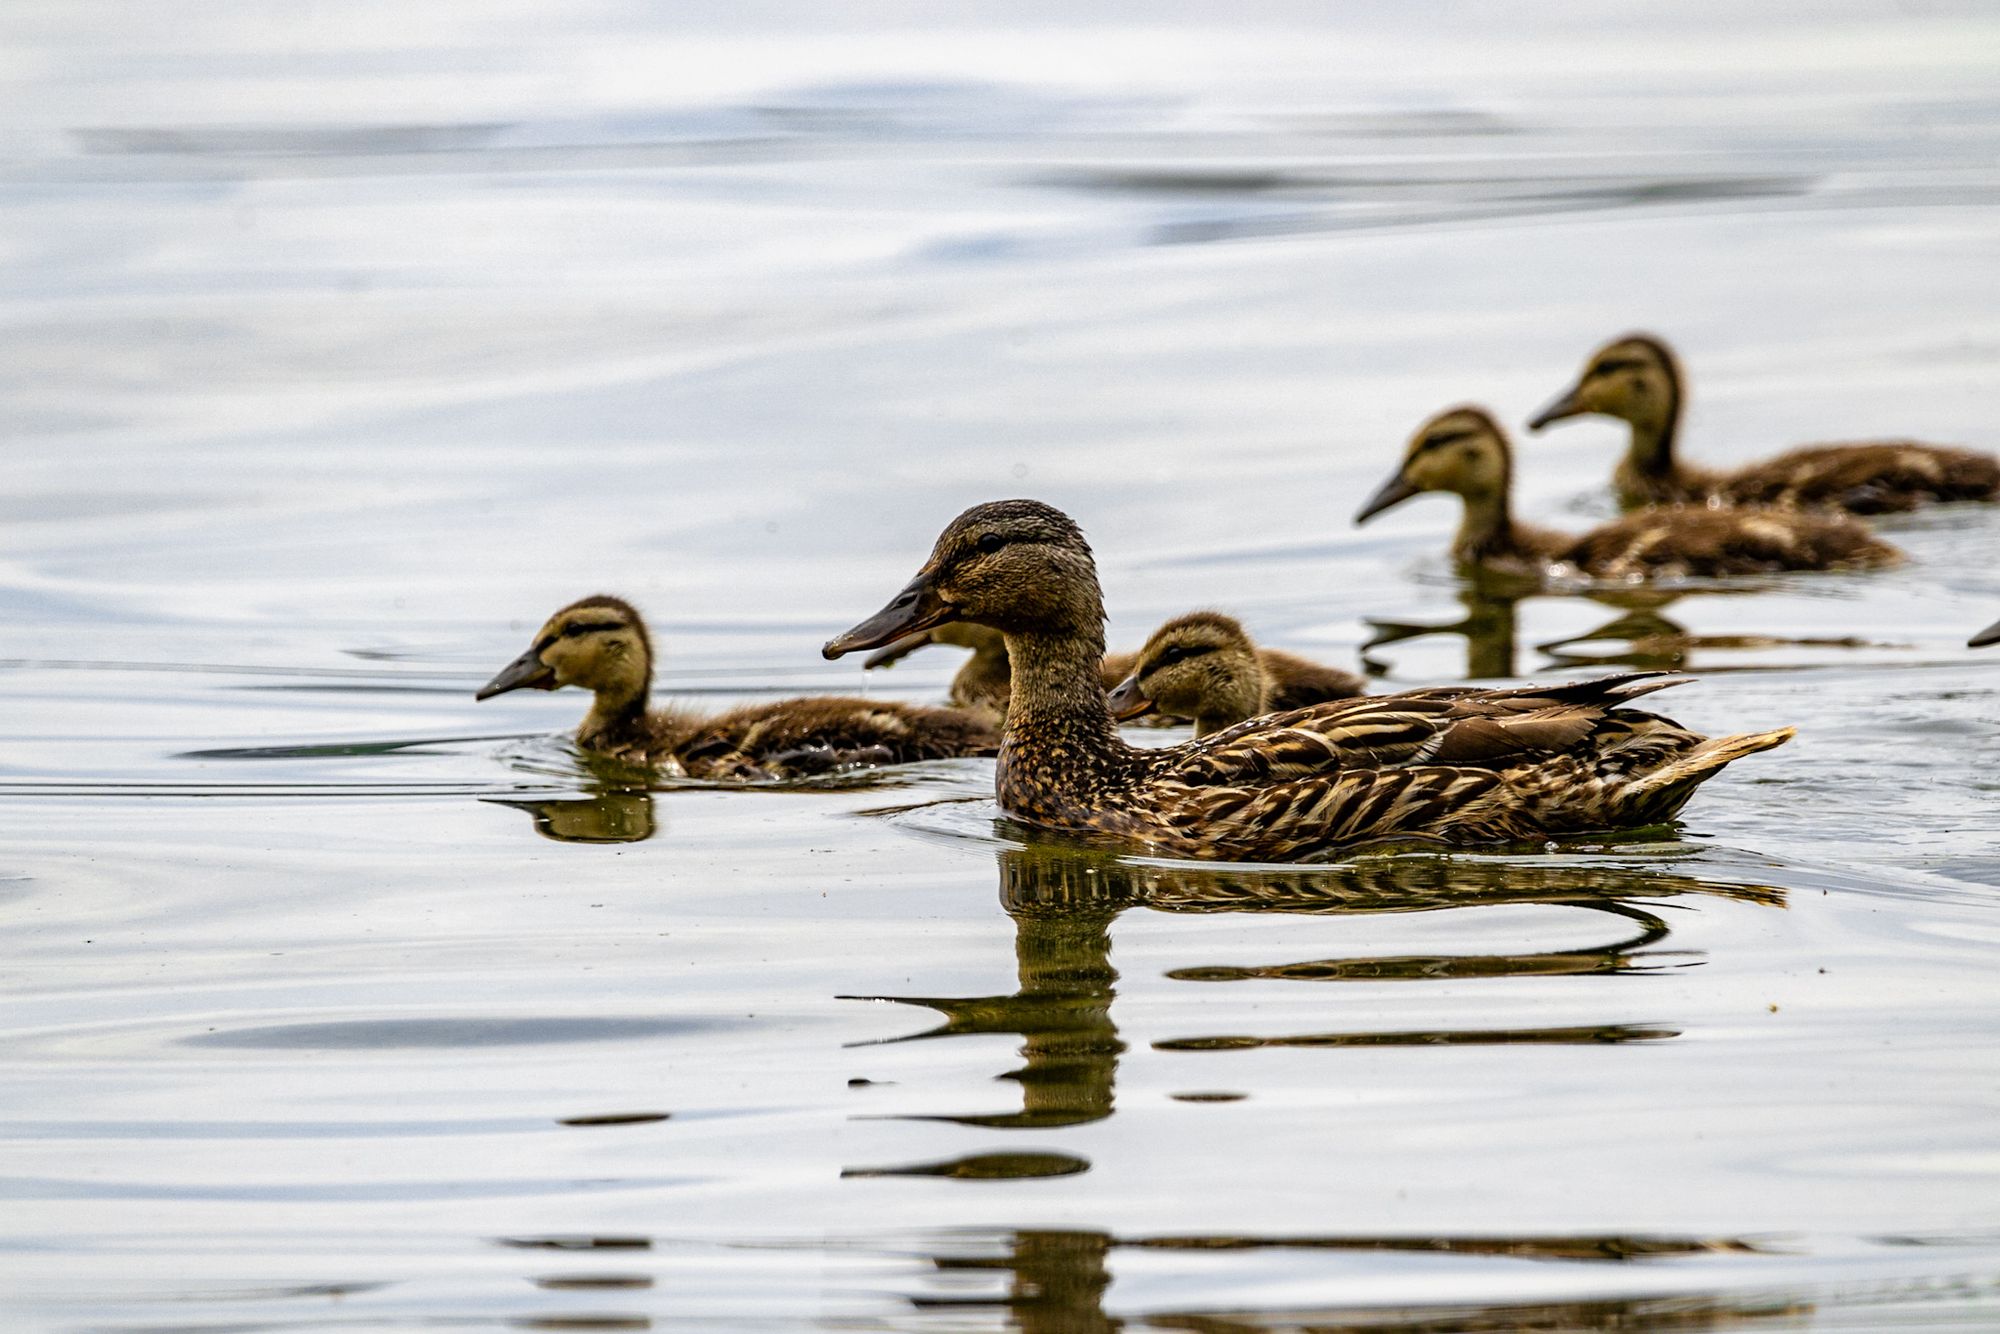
<box><xmin>824</xmin><ymin>500</ymin><xmax>1100</xmax><ymax>658</ymax></box>
<box><xmin>476</xmin><ymin>594</ymin><xmax>653</xmax><ymax>703</ymax></box>
<box><xmin>1355</xmin><ymin>406</ymin><xmax>1513</xmax><ymax>524</ymax></box>
<box><xmin>1528</xmin><ymin>333</ymin><xmax>1680</xmax><ymax>432</ymax></box>
<box><xmin>1105</xmin><ymin>611</ymin><xmax>1262</xmax><ymax>732</ymax></box>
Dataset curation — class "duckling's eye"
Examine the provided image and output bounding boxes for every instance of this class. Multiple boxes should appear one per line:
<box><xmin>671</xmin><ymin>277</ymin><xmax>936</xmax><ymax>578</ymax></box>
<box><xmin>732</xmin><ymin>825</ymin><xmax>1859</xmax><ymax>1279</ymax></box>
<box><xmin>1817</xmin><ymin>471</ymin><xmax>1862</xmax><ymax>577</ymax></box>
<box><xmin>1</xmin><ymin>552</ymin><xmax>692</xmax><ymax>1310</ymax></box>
<box><xmin>1150</xmin><ymin>643</ymin><xmax>1216</xmax><ymax>671</ymax></box>
<box><xmin>562</xmin><ymin>620</ymin><xmax>623</xmax><ymax>638</ymax></box>
<box><xmin>1418</xmin><ymin>430</ymin><xmax>1472</xmax><ymax>453</ymax></box>
<box><xmin>1591</xmin><ymin>358</ymin><xmax>1640</xmax><ymax>378</ymax></box>
<box><xmin>976</xmin><ymin>533</ymin><xmax>1006</xmax><ymax>555</ymax></box>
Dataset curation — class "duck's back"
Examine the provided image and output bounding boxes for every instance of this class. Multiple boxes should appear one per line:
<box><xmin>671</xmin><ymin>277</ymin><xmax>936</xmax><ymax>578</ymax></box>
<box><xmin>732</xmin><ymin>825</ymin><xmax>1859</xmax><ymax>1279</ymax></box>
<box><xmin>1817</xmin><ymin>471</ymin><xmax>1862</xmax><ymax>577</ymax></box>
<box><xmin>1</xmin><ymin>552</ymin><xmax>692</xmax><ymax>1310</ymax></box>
<box><xmin>678</xmin><ymin>696</ymin><xmax>998</xmax><ymax>779</ymax></box>
<box><xmin>1114</xmin><ymin>673</ymin><xmax>1788</xmax><ymax>860</ymax></box>
<box><xmin>1559</xmin><ymin>505</ymin><xmax>1898</xmax><ymax>579</ymax></box>
<box><xmin>1717</xmin><ymin>440</ymin><xmax>1998</xmax><ymax>514</ymax></box>
<box><xmin>1255</xmin><ymin>648</ymin><xmax>1367</xmax><ymax>712</ymax></box>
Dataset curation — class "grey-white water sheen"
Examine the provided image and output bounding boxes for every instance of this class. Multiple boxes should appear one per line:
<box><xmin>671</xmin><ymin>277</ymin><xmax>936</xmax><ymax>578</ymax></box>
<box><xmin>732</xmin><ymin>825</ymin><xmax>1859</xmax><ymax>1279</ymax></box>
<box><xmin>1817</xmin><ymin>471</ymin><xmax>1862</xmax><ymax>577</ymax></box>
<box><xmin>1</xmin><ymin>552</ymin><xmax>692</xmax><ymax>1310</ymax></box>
<box><xmin>4</xmin><ymin>3</ymin><xmax>2000</xmax><ymax>1330</ymax></box>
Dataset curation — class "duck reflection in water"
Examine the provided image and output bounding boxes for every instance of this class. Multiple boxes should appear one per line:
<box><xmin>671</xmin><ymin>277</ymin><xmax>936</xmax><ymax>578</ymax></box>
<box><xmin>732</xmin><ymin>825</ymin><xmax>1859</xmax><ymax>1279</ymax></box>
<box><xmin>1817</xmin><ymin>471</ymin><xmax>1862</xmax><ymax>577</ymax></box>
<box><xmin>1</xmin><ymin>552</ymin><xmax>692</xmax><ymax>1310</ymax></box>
<box><xmin>894</xmin><ymin>1226</ymin><xmax>1792</xmax><ymax>1333</ymax></box>
<box><xmin>1362</xmin><ymin>575</ymin><xmax>1527</xmax><ymax>679</ymax></box>
<box><xmin>1367</xmin><ymin>575</ymin><xmax>1885</xmax><ymax>680</ymax></box>
<box><xmin>487</xmin><ymin>757</ymin><xmax>659</xmax><ymax>844</ymax></box>
<box><xmin>844</xmin><ymin>844</ymin><xmax>1782</xmax><ymax>1138</ymax></box>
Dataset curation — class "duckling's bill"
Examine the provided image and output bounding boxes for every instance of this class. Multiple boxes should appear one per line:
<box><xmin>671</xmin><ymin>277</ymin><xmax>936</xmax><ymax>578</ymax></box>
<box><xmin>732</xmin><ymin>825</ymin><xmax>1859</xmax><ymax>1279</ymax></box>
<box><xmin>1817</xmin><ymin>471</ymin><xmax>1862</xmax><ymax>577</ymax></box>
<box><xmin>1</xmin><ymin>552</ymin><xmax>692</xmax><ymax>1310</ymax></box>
<box><xmin>1526</xmin><ymin>383</ymin><xmax>1585</xmax><ymax>430</ymax></box>
<box><xmin>1971</xmin><ymin>618</ymin><xmax>2000</xmax><ymax>649</ymax></box>
<box><xmin>1354</xmin><ymin>469</ymin><xmax>1420</xmax><ymax>524</ymax></box>
<box><xmin>824</xmin><ymin>570</ymin><xmax>952</xmax><ymax>659</ymax></box>
<box><xmin>1104</xmin><ymin>673</ymin><xmax>1156</xmax><ymax>721</ymax></box>
<box><xmin>476</xmin><ymin>645</ymin><xmax>558</xmax><ymax>699</ymax></box>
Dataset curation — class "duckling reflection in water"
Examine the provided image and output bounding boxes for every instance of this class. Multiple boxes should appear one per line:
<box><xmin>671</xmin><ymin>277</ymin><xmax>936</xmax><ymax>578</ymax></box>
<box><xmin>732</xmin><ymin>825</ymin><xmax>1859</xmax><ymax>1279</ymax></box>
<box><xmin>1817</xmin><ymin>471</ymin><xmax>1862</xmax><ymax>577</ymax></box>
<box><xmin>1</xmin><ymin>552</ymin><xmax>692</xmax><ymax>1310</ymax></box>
<box><xmin>1529</xmin><ymin>333</ymin><xmax>1997</xmax><ymax>514</ymax></box>
<box><xmin>1104</xmin><ymin>611</ymin><xmax>1365</xmax><ymax>737</ymax></box>
<box><xmin>478</xmin><ymin>595</ymin><xmax>997</xmax><ymax>780</ymax></box>
<box><xmin>488</xmin><ymin>787</ymin><xmax>656</xmax><ymax>844</ymax></box>
<box><xmin>1357</xmin><ymin>407</ymin><xmax>1899</xmax><ymax>580</ymax></box>
<box><xmin>825</xmin><ymin>499</ymin><xmax>1793</xmax><ymax>860</ymax></box>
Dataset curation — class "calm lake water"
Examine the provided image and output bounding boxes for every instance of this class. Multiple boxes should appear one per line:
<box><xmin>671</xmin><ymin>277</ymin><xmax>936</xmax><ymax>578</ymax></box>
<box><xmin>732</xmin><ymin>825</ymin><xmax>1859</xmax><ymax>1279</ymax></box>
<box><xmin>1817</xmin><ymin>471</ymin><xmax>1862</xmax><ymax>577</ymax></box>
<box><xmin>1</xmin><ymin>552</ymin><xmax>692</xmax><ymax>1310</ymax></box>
<box><xmin>5</xmin><ymin>3</ymin><xmax>2000</xmax><ymax>1329</ymax></box>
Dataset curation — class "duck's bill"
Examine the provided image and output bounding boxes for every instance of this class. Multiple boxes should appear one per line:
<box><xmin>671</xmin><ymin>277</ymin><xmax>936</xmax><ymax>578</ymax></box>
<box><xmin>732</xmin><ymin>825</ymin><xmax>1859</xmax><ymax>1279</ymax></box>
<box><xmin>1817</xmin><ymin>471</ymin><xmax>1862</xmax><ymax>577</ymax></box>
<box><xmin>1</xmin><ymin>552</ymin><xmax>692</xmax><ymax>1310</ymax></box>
<box><xmin>475</xmin><ymin>648</ymin><xmax>557</xmax><ymax>700</ymax></box>
<box><xmin>1971</xmin><ymin>617</ymin><xmax>2000</xmax><ymax>648</ymax></box>
<box><xmin>1354</xmin><ymin>471</ymin><xmax>1420</xmax><ymax>525</ymax></box>
<box><xmin>824</xmin><ymin>572</ymin><xmax>953</xmax><ymax>660</ymax></box>
<box><xmin>1104</xmin><ymin>674</ymin><xmax>1157</xmax><ymax>721</ymax></box>
<box><xmin>862</xmin><ymin>630</ymin><xmax>935</xmax><ymax>670</ymax></box>
<box><xmin>1526</xmin><ymin>384</ymin><xmax>1585</xmax><ymax>431</ymax></box>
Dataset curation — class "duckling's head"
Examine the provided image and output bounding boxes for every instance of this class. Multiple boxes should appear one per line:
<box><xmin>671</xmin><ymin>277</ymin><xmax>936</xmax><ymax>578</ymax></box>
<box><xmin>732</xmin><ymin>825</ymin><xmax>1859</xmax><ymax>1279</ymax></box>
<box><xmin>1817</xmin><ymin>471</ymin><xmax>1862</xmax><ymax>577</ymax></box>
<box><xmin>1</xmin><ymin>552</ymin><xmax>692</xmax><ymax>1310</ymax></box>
<box><xmin>476</xmin><ymin>594</ymin><xmax>653</xmax><ymax>704</ymax></box>
<box><xmin>824</xmin><ymin>500</ymin><xmax>1100</xmax><ymax>658</ymax></box>
<box><xmin>1528</xmin><ymin>333</ymin><xmax>1681</xmax><ymax>432</ymax></box>
<box><xmin>1105</xmin><ymin>611</ymin><xmax>1262</xmax><ymax>733</ymax></box>
<box><xmin>1354</xmin><ymin>406</ymin><xmax>1513</xmax><ymax>524</ymax></box>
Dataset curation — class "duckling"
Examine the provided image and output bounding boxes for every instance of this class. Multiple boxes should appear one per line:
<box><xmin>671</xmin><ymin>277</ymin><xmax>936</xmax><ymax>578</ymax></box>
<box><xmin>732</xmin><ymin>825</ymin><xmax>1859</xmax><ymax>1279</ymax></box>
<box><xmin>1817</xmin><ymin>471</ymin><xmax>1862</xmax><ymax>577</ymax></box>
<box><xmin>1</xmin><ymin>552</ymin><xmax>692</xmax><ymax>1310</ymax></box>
<box><xmin>1528</xmin><ymin>333</ymin><xmax>1997</xmax><ymax>514</ymax></box>
<box><xmin>477</xmin><ymin>595</ymin><xmax>997</xmax><ymax>779</ymax></box>
<box><xmin>1104</xmin><ymin>611</ymin><xmax>1366</xmax><ymax>737</ymax></box>
<box><xmin>822</xmin><ymin>499</ymin><xmax>1792</xmax><ymax>861</ymax></box>
<box><xmin>1355</xmin><ymin>407</ymin><xmax>1900</xmax><ymax>580</ymax></box>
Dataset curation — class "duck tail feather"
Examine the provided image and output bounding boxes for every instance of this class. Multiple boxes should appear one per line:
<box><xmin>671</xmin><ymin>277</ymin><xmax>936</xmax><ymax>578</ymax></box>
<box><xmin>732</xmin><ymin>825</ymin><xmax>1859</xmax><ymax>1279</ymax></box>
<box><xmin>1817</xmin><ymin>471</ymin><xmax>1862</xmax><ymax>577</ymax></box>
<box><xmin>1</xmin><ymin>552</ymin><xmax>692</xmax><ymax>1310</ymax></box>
<box><xmin>1627</xmin><ymin>727</ymin><xmax>1795</xmax><ymax>815</ymax></box>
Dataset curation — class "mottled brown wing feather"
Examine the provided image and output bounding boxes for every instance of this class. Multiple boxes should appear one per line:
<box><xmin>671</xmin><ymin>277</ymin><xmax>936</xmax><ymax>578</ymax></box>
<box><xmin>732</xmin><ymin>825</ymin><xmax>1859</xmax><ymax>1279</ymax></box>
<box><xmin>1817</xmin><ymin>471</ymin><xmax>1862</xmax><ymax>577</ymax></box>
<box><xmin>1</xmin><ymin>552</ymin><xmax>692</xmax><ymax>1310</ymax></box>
<box><xmin>1167</xmin><ymin>673</ymin><xmax>1680</xmax><ymax>787</ymax></box>
<box><xmin>1153</xmin><ymin>765</ymin><xmax>1519</xmax><ymax>858</ymax></box>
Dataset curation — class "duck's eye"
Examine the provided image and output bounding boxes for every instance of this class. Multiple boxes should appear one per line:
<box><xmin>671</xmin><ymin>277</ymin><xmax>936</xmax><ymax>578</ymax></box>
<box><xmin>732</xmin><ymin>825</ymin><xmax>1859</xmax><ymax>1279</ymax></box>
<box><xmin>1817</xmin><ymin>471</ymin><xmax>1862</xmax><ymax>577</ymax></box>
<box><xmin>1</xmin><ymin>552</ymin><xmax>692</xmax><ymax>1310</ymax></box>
<box><xmin>562</xmin><ymin>620</ymin><xmax>623</xmax><ymax>638</ymax></box>
<box><xmin>976</xmin><ymin>533</ymin><xmax>1005</xmax><ymax>555</ymax></box>
<box><xmin>1149</xmin><ymin>643</ymin><xmax>1215</xmax><ymax>671</ymax></box>
<box><xmin>1418</xmin><ymin>429</ymin><xmax>1472</xmax><ymax>453</ymax></box>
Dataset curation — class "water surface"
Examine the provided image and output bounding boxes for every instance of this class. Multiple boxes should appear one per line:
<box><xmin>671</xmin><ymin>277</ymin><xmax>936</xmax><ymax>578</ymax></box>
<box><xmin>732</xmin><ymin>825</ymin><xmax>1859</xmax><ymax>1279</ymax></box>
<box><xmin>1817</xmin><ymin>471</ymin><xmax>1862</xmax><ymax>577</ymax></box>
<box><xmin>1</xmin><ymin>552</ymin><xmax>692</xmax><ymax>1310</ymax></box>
<box><xmin>4</xmin><ymin>3</ymin><xmax>2000</xmax><ymax>1329</ymax></box>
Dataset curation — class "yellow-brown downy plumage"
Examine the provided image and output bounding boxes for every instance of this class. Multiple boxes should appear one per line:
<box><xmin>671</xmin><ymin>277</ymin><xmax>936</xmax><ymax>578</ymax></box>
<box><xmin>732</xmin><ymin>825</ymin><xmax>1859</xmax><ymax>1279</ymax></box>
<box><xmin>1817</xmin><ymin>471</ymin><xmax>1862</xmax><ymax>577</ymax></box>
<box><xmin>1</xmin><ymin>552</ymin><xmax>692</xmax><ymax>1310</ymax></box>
<box><xmin>822</xmin><ymin>499</ymin><xmax>1793</xmax><ymax>861</ymax></box>
<box><xmin>1528</xmin><ymin>333</ymin><xmax>1998</xmax><ymax>514</ymax></box>
<box><xmin>477</xmin><ymin>595</ymin><xmax>998</xmax><ymax>779</ymax></box>
<box><xmin>1104</xmin><ymin>611</ymin><xmax>1365</xmax><ymax>737</ymax></box>
<box><xmin>1355</xmin><ymin>406</ymin><xmax>1901</xmax><ymax>580</ymax></box>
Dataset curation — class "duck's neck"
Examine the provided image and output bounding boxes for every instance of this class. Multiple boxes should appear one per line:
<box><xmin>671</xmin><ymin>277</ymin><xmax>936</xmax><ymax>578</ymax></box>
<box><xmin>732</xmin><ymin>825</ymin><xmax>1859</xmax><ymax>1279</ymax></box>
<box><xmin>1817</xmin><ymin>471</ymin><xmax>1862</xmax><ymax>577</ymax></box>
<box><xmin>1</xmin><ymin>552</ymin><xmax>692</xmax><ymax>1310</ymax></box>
<box><xmin>1452</xmin><ymin>486</ymin><xmax>1526</xmax><ymax>564</ymax></box>
<box><xmin>1194</xmin><ymin>664</ymin><xmax>1266</xmax><ymax>738</ymax></box>
<box><xmin>996</xmin><ymin>620</ymin><xmax>1134</xmax><ymax>815</ymax></box>
<box><xmin>1618</xmin><ymin>368</ymin><xmax>1684</xmax><ymax>492</ymax></box>
<box><xmin>580</xmin><ymin>677</ymin><xmax>654</xmax><ymax>750</ymax></box>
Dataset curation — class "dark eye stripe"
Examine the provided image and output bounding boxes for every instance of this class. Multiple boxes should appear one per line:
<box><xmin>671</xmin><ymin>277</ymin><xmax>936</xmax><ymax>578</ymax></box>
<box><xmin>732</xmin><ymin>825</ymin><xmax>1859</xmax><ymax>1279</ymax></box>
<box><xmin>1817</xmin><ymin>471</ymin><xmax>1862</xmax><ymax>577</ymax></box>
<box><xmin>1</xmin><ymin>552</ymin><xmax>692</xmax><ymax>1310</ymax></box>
<box><xmin>1591</xmin><ymin>358</ymin><xmax>1642</xmax><ymax>376</ymax></box>
<box><xmin>561</xmin><ymin>620</ymin><xmax>625</xmax><ymax>638</ymax></box>
<box><xmin>1419</xmin><ymin>429</ymin><xmax>1474</xmax><ymax>452</ymax></box>
<box><xmin>1146</xmin><ymin>642</ymin><xmax>1218</xmax><ymax>673</ymax></box>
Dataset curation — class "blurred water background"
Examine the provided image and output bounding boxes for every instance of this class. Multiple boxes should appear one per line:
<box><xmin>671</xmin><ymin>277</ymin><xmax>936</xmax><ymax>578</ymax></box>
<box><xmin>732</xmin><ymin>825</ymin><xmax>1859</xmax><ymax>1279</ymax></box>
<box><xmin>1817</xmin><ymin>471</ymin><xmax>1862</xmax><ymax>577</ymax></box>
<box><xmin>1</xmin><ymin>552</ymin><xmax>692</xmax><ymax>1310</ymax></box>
<box><xmin>4</xmin><ymin>2</ymin><xmax>2000</xmax><ymax>1329</ymax></box>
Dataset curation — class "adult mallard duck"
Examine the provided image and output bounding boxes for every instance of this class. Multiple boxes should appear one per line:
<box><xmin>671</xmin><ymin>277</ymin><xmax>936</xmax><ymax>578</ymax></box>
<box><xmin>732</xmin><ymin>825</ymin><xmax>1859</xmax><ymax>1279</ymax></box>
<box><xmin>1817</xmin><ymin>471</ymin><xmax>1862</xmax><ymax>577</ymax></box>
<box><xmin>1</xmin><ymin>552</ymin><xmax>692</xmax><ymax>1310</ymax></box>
<box><xmin>1528</xmin><ymin>333</ymin><xmax>1997</xmax><ymax>514</ymax></box>
<box><xmin>1104</xmin><ymin>611</ymin><xmax>1365</xmax><ymax>737</ymax></box>
<box><xmin>822</xmin><ymin>499</ymin><xmax>1792</xmax><ymax>861</ymax></box>
<box><xmin>1355</xmin><ymin>406</ymin><xmax>1900</xmax><ymax>580</ymax></box>
<box><xmin>478</xmin><ymin>595</ymin><xmax>997</xmax><ymax>779</ymax></box>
